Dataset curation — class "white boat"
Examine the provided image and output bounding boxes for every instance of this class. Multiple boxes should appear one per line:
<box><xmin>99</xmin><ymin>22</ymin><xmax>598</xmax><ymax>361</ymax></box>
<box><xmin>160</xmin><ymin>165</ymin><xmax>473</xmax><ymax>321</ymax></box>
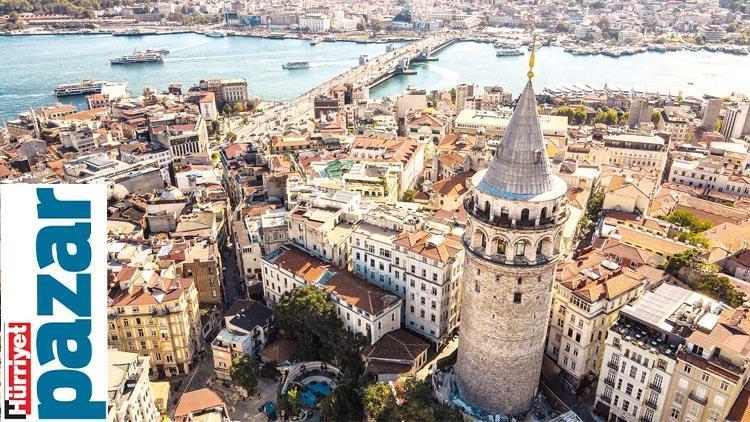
<box><xmin>496</xmin><ymin>49</ymin><xmax>523</xmax><ymax>57</ymax></box>
<box><xmin>205</xmin><ymin>30</ymin><xmax>226</xmax><ymax>38</ymax></box>
<box><xmin>145</xmin><ymin>47</ymin><xmax>169</xmax><ymax>55</ymax></box>
<box><xmin>54</xmin><ymin>79</ymin><xmax>111</xmax><ymax>96</ymax></box>
<box><xmin>282</xmin><ymin>61</ymin><xmax>310</xmax><ymax>70</ymax></box>
<box><xmin>310</xmin><ymin>37</ymin><xmax>322</xmax><ymax>46</ymax></box>
<box><xmin>110</xmin><ymin>50</ymin><xmax>164</xmax><ymax>65</ymax></box>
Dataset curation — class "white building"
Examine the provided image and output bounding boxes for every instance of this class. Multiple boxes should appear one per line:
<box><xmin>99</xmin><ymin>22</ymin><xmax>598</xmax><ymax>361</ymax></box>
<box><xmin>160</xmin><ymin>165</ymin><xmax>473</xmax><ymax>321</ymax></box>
<box><xmin>299</xmin><ymin>14</ymin><xmax>331</xmax><ymax>33</ymax></box>
<box><xmin>603</xmin><ymin>134</ymin><xmax>668</xmax><ymax>176</ymax></box>
<box><xmin>262</xmin><ymin>246</ymin><xmax>402</xmax><ymax>345</ymax></box>
<box><xmin>593</xmin><ymin>284</ymin><xmax>723</xmax><ymax>422</ymax></box>
<box><xmin>352</xmin><ymin>220</ymin><xmax>464</xmax><ymax>345</ymax></box>
<box><xmin>721</xmin><ymin>103</ymin><xmax>750</xmax><ymax>141</ymax></box>
<box><xmin>669</xmin><ymin>158</ymin><xmax>750</xmax><ymax>197</ymax></box>
<box><xmin>108</xmin><ymin>350</ymin><xmax>160</xmax><ymax>422</ymax></box>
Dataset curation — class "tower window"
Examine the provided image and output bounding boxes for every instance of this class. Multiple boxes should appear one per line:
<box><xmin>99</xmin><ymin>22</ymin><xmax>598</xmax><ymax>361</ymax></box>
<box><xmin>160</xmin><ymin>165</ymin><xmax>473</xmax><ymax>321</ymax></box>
<box><xmin>514</xmin><ymin>293</ymin><xmax>522</xmax><ymax>304</ymax></box>
<box><xmin>517</xmin><ymin>277</ymin><xmax>522</xmax><ymax>285</ymax></box>
<box><xmin>515</xmin><ymin>241</ymin><xmax>527</xmax><ymax>257</ymax></box>
<box><xmin>475</xmin><ymin>282</ymin><xmax>480</xmax><ymax>293</ymax></box>
<box><xmin>534</xmin><ymin>149</ymin><xmax>542</xmax><ymax>163</ymax></box>
<box><xmin>520</xmin><ymin>208</ymin><xmax>530</xmax><ymax>222</ymax></box>
<box><xmin>497</xmin><ymin>239</ymin><xmax>507</xmax><ymax>255</ymax></box>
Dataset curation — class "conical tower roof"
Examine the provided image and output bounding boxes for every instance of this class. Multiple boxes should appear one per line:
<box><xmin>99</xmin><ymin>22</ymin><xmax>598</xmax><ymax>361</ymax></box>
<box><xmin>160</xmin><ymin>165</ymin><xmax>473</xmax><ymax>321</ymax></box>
<box><xmin>475</xmin><ymin>80</ymin><xmax>554</xmax><ymax>200</ymax></box>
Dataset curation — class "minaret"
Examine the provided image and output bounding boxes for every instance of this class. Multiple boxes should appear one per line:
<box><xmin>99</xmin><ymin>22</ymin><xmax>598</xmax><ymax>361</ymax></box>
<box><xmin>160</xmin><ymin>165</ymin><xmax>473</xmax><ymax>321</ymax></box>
<box><xmin>455</xmin><ymin>41</ymin><xmax>568</xmax><ymax>415</ymax></box>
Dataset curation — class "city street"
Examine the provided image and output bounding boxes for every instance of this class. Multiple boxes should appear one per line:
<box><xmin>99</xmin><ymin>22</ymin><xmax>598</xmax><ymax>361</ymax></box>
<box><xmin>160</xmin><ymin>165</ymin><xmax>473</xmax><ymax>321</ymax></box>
<box><xmin>220</xmin><ymin>240</ymin><xmax>243</xmax><ymax>308</ymax></box>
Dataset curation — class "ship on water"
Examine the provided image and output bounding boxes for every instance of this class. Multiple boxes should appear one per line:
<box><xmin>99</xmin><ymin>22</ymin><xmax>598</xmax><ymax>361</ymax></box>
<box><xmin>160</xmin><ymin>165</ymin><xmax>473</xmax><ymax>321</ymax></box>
<box><xmin>205</xmin><ymin>30</ymin><xmax>226</xmax><ymax>38</ymax></box>
<box><xmin>145</xmin><ymin>47</ymin><xmax>169</xmax><ymax>55</ymax></box>
<box><xmin>54</xmin><ymin>79</ymin><xmax>110</xmax><ymax>96</ymax></box>
<box><xmin>496</xmin><ymin>49</ymin><xmax>524</xmax><ymax>57</ymax></box>
<box><xmin>110</xmin><ymin>50</ymin><xmax>164</xmax><ymax>65</ymax></box>
<box><xmin>310</xmin><ymin>37</ymin><xmax>322</xmax><ymax>46</ymax></box>
<box><xmin>282</xmin><ymin>61</ymin><xmax>310</xmax><ymax>70</ymax></box>
<box><xmin>113</xmin><ymin>28</ymin><xmax>157</xmax><ymax>36</ymax></box>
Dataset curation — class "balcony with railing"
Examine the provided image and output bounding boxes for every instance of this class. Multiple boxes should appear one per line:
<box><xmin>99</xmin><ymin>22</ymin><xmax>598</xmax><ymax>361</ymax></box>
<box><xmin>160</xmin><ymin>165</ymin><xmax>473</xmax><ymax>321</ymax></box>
<box><xmin>603</xmin><ymin>377</ymin><xmax>616</xmax><ymax>387</ymax></box>
<box><xmin>599</xmin><ymin>394</ymin><xmax>612</xmax><ymax>404</ymax></box>
<box><xmin>644</xmin><ymin>399</ymin><xmax>658</xmax><ymax>410</ymax></box>
<box><xmin>649</xmin><ymin>381</ymin><xmax>662</xmax><ymax>393</ymax></box>
<box><xmin>688</xmin><ymin>392</ymin><xmax>708</xmax><ymax>406</ymax></box>
<box><xmin>607</xmin><ymin>360</ymin><xmax>619</xmax><ymax>370</ymax></box>
<box><xmin>464</xmin><ymin>196</ymin><xmax>569</xmax><ymax>231</ymax></box>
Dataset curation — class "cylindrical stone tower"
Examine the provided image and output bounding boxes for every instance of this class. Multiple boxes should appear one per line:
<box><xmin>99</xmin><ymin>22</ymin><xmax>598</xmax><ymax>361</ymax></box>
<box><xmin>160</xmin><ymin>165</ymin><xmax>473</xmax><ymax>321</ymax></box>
<box><xmin>455</xmin><ymin>79</ymin><xmax>568</xmax><ymax>416</ymax></box>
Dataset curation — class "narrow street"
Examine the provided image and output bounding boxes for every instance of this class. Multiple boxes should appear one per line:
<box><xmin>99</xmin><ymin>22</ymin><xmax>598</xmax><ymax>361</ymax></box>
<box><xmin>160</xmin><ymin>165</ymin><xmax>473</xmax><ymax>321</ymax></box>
<box><xmin>220</xmin><ymin>241</ymin><xmax>243</xmax><ymax>308</ymax></box>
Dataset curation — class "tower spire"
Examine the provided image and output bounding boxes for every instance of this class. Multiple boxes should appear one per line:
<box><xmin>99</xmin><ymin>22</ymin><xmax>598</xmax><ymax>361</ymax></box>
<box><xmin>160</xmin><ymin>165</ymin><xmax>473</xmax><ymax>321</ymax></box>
<box><xmin>528</xmin><ymin>35</ymin><xmax>536</xmax><ymax>80</ymax></box>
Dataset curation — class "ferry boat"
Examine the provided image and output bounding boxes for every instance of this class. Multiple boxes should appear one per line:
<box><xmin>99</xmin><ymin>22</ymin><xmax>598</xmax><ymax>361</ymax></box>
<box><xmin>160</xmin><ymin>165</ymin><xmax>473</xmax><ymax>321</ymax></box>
<box><xmin>205</xmin><ymin>30</ymin><xmax>226</xmax><ymax>38</ymax></box>
<box><xmin>310</xmin><ymin>37</ymin><xmax>322</xmax><ymax>46</ymax></box>
<box><xmin>54</xmin><ymin>79</ymin><xmax>110</xmax><ymax>96</ymax></box>
<box><xmin>110</xmin><ymin>50</ymin><xmax>164</xmax><ymax>65</ymax></box>
<box><xmin>282</xmin><ymin>61</ymin><xmax>310</xmax><ymax>70</ymax></box>
<box><xmin>145</xmin><ymin>47</ymin><xmax>169</xmax><ymax>55</ymax></box>
<box><xmin>496</xmin><ymin>49</ymin><xmax>524</xmax><ymax>57</ymax></box>
<box><xmin>113</xmin><ymin>29</ymin><xmax>157</xmax><ymax>36</ymax></box>
<box><xmin>494</xmin><ymin>40</ymin><xmax>522</xmax><ymax>49</ymax></box>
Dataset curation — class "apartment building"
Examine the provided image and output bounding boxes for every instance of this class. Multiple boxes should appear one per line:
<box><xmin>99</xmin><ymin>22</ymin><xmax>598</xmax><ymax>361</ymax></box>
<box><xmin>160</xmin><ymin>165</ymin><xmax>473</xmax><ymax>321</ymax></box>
<box><xmin>261</xmin><ymin>246</ymin><xmax>402</xmax><ymax>345</ymax></box>
<box><xmin>181</xmin><ymin>241</ymin><xmax>223</xmax><ymax>307</ymax></box>
<box><xmin>669</xmin><ymin>157</ymin><xmax>750</xmax><ymax>197</ymax></box>
<box><xmin>299</xmin><ymin>13</ymin><xmax>331</xmax><ymax>33</ymax></box>
<box><xmin>108</xmin><ymin>270</ymin><xmax>203</xmax><ymax>378</ymax></box>
<box><xmin>547</xmin><ymin>251</ymin><xmax>646</xmax><ymax>386</ymax></box>
<box><xmin>721</xmin><ymin>103</ymin><xmax>750</xmax><ymax>141</ymax></box>
<box><xmin>212</xmin><ymin>300</ymin><xmax>273</xmax><ymax>380</ymax></box>
<box><xmin>664</xmin><ymin>305</ymin><xmax>750</xmax><ymax>422</ymax></box>
<box><xmin>232</xmin><ymin>207</ymin><xmax>288</xmax><ymax>286</ymax></box>
<box><xmin>593</xmin><ymin>284</ymin><xmax>725</xmax><ymax>422</ymax></box>
<box><xmin>352</xmin><ymin>217</ymin><xmax>463</xmax><ymax>345</ymax></box>
<box><xmin>108</xmin><ymin>350</ymin><xmax>160</xmax><ymax>422</ymax></box>
<box><xmin>349</xmin><ymin>137</ymin><xmax>425</xmax><ymax>198</ymax></box>
<box><xmin>287</xmin><ymin>191</ymin><xmax>360</xmax><ymax>269</ymax></box>
<box><xmin>658</xmin><ymin>106</ymin><xmax>693</xmax><ymax>144</ymax></box>
<box><xmin>603</xmin><ymin>134</ymin><xmax>668</xmax><ymax>176</ymax></box>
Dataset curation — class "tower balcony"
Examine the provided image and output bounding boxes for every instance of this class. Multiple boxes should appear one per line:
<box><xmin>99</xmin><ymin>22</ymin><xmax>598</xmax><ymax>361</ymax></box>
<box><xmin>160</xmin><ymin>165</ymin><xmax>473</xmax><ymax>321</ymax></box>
<box><xmin>464</xmin><ymin>196</ymin><xmax>569</xmax><ymax>231</ymax></box>
<box><xmin>462</xmin><ymin>236</ymin><xmax>559</xmax><ymax>268</ymax></box>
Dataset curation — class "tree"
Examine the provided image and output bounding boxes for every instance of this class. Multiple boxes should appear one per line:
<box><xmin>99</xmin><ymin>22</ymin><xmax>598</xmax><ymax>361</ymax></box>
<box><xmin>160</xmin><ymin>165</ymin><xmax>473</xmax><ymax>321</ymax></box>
<box><xmin>233</xmin><ymin>102</ymin><xmax>246</xmax><ymax>113</ymax></box>
<box><xmin>222</xmin><ymin>103</ymin><xmax>232</xmax><ymax>115</ymax></box>
<box><xmin>665</xmin><ymin>210</ymin><xmax>713</xmax><ymax>233</ymax></box>
<box><xmin>697</xmin><ymin>274</ymin><xmax>746</xmax><ymax>307</ymax></box>
<box><xmin>402</xmin><ymin>189</ymin><xmax>416</xmax><ymax>202</ymax></box>
<box><xmin>584</xmin><ymin>191</ymin><xmax>604</xmax><ymax>222</ymax></box>
<box><xmin>362</xmin><ymin>383</ymin><xmax>396</xmax><ymax>420</ymax></box>
<box><xmin>287</xmin><ymin>387</ymin><xmax>303</xmax><ymax>416</ymax></box>
<box><xmin>661</xmin><ymin>249</ymin><xmax>700</xmax><ymax>275</ymax></box>
<box><xmin>449</xmin><ymin>88</ymin><xmax>456</xmax><ymax>103</ymax></box>
<box><xmin>210</xmin><ymin>120</ymin><xmax>220</xmax><ymax>134</ymax></box>
<box><xmin>230</xmin><ymin>354</ymin><xmax>260</xmax><ymax>395</ymax></box>
<box><xmin>651</xmin><ymin>110</ymin><xmax>662</xmax><ymax>125</ymax></box>
<box><xmin>226</xmin><ymin>132</ymin><xmax>237</xmax><ymax>143</ymax></box>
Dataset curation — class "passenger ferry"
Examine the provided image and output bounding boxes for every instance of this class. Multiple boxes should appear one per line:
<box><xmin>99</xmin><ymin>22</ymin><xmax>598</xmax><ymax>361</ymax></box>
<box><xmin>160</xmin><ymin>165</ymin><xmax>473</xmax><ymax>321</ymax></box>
<box><xmin>54</xmin><ymin>79</ymin><xmax>111</xmax><ymax>96</ymax></box>
<box><xmin>110</xmin><ymin>50</ymin><xmax>164</xmax><ymax>65</ymax></box>
<box><xmin>282</xmin><ymin>61</ymin><xmax>310</xmax><ymax>70</ymax></box>
<box><xmin>496</xmin><ymin>49</ymin><xmax>524</xmax><ymax>57</ymax></box>
<box><xmin>145</xmin><ymin>47</ymin><xmax>169</xmax><ymax>55</ymax></box>
<box><xmin>310</xmin><ymin>37</ymin><xmax>322</xmax><ymax>46</ymax></box>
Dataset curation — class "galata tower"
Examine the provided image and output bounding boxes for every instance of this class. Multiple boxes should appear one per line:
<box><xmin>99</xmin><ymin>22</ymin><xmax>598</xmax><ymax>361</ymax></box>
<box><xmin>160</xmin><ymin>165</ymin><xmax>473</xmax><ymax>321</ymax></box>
<box><xmin>455</xmin><ymin>56</ymin><xmax>568</xmax><ymax>415</ymax></box>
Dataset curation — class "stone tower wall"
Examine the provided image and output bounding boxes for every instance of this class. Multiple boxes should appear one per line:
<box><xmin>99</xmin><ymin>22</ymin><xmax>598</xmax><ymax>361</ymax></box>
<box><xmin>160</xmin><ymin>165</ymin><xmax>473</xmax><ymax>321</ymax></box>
<box><xmin>455</xmin><ymin>246</ymin><xmax>557</xmax><ymax>415</ymax></box>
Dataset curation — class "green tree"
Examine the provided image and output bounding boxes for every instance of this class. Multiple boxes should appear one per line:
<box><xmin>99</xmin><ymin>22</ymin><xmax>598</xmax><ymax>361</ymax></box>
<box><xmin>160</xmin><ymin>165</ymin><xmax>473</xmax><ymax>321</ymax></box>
<box><xmin>661</xmin><ymin>249</ymin><xmax>700</xmax><ymax>275</ymax></box>
<box><xmin>402</xmin><ymin>189</ymin><xmax>416</xmax><ymax>202</ymax></box>
<box><xmin>697</xmin><ymin>274</ymin><xmax>746</xmax><ymax>307</ymax></box>
<box><xmin>716</xmin><ymin>118</ymin><xmax>724</xmax><ymax>132</ymax></box>
<box><xmin>362</xmin><ymin>383</ymin><xmax>396</xmax><ymax>420</ymax></box>
<box><xmin>222</xmin><ymin>103</ymin><xmax>232</xmax><ymax>115</ymax></box>
<box><xmin>449</xmin><ymin>88</ymin><xmax>456</xmax><ymax>103</ymax></box>
<box><xmin>651</xmin><ymin>110</ymin><xmax>662</xmax><ymax>125</ymax></box>
<box><xmin>665</xmin><ymin>210</ymin><xmax>713</xmax><ymax>232</ymax></box>
<box><xmin>584</xmin><ymin>191</ymin><xmax>605</xmax><ymax>221</ymax></box>
<box><xmin>233</xmin><ymin>102</ymin><xmax>246</xmax><ymax>113</ymax></box>
<box><xmin>230</xmin><ymin>354</ymin><xmax>260</xmax><ymax>395</ymax></box>
<box><xmin>287</xmin><ymin>387</ymin><xmax>302</xmax><ymax>416</ymax></box>
<box><xmin>226</xmin><ymin>132</ymin><xmax>237</xmax><ymax>143</ymax></box>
